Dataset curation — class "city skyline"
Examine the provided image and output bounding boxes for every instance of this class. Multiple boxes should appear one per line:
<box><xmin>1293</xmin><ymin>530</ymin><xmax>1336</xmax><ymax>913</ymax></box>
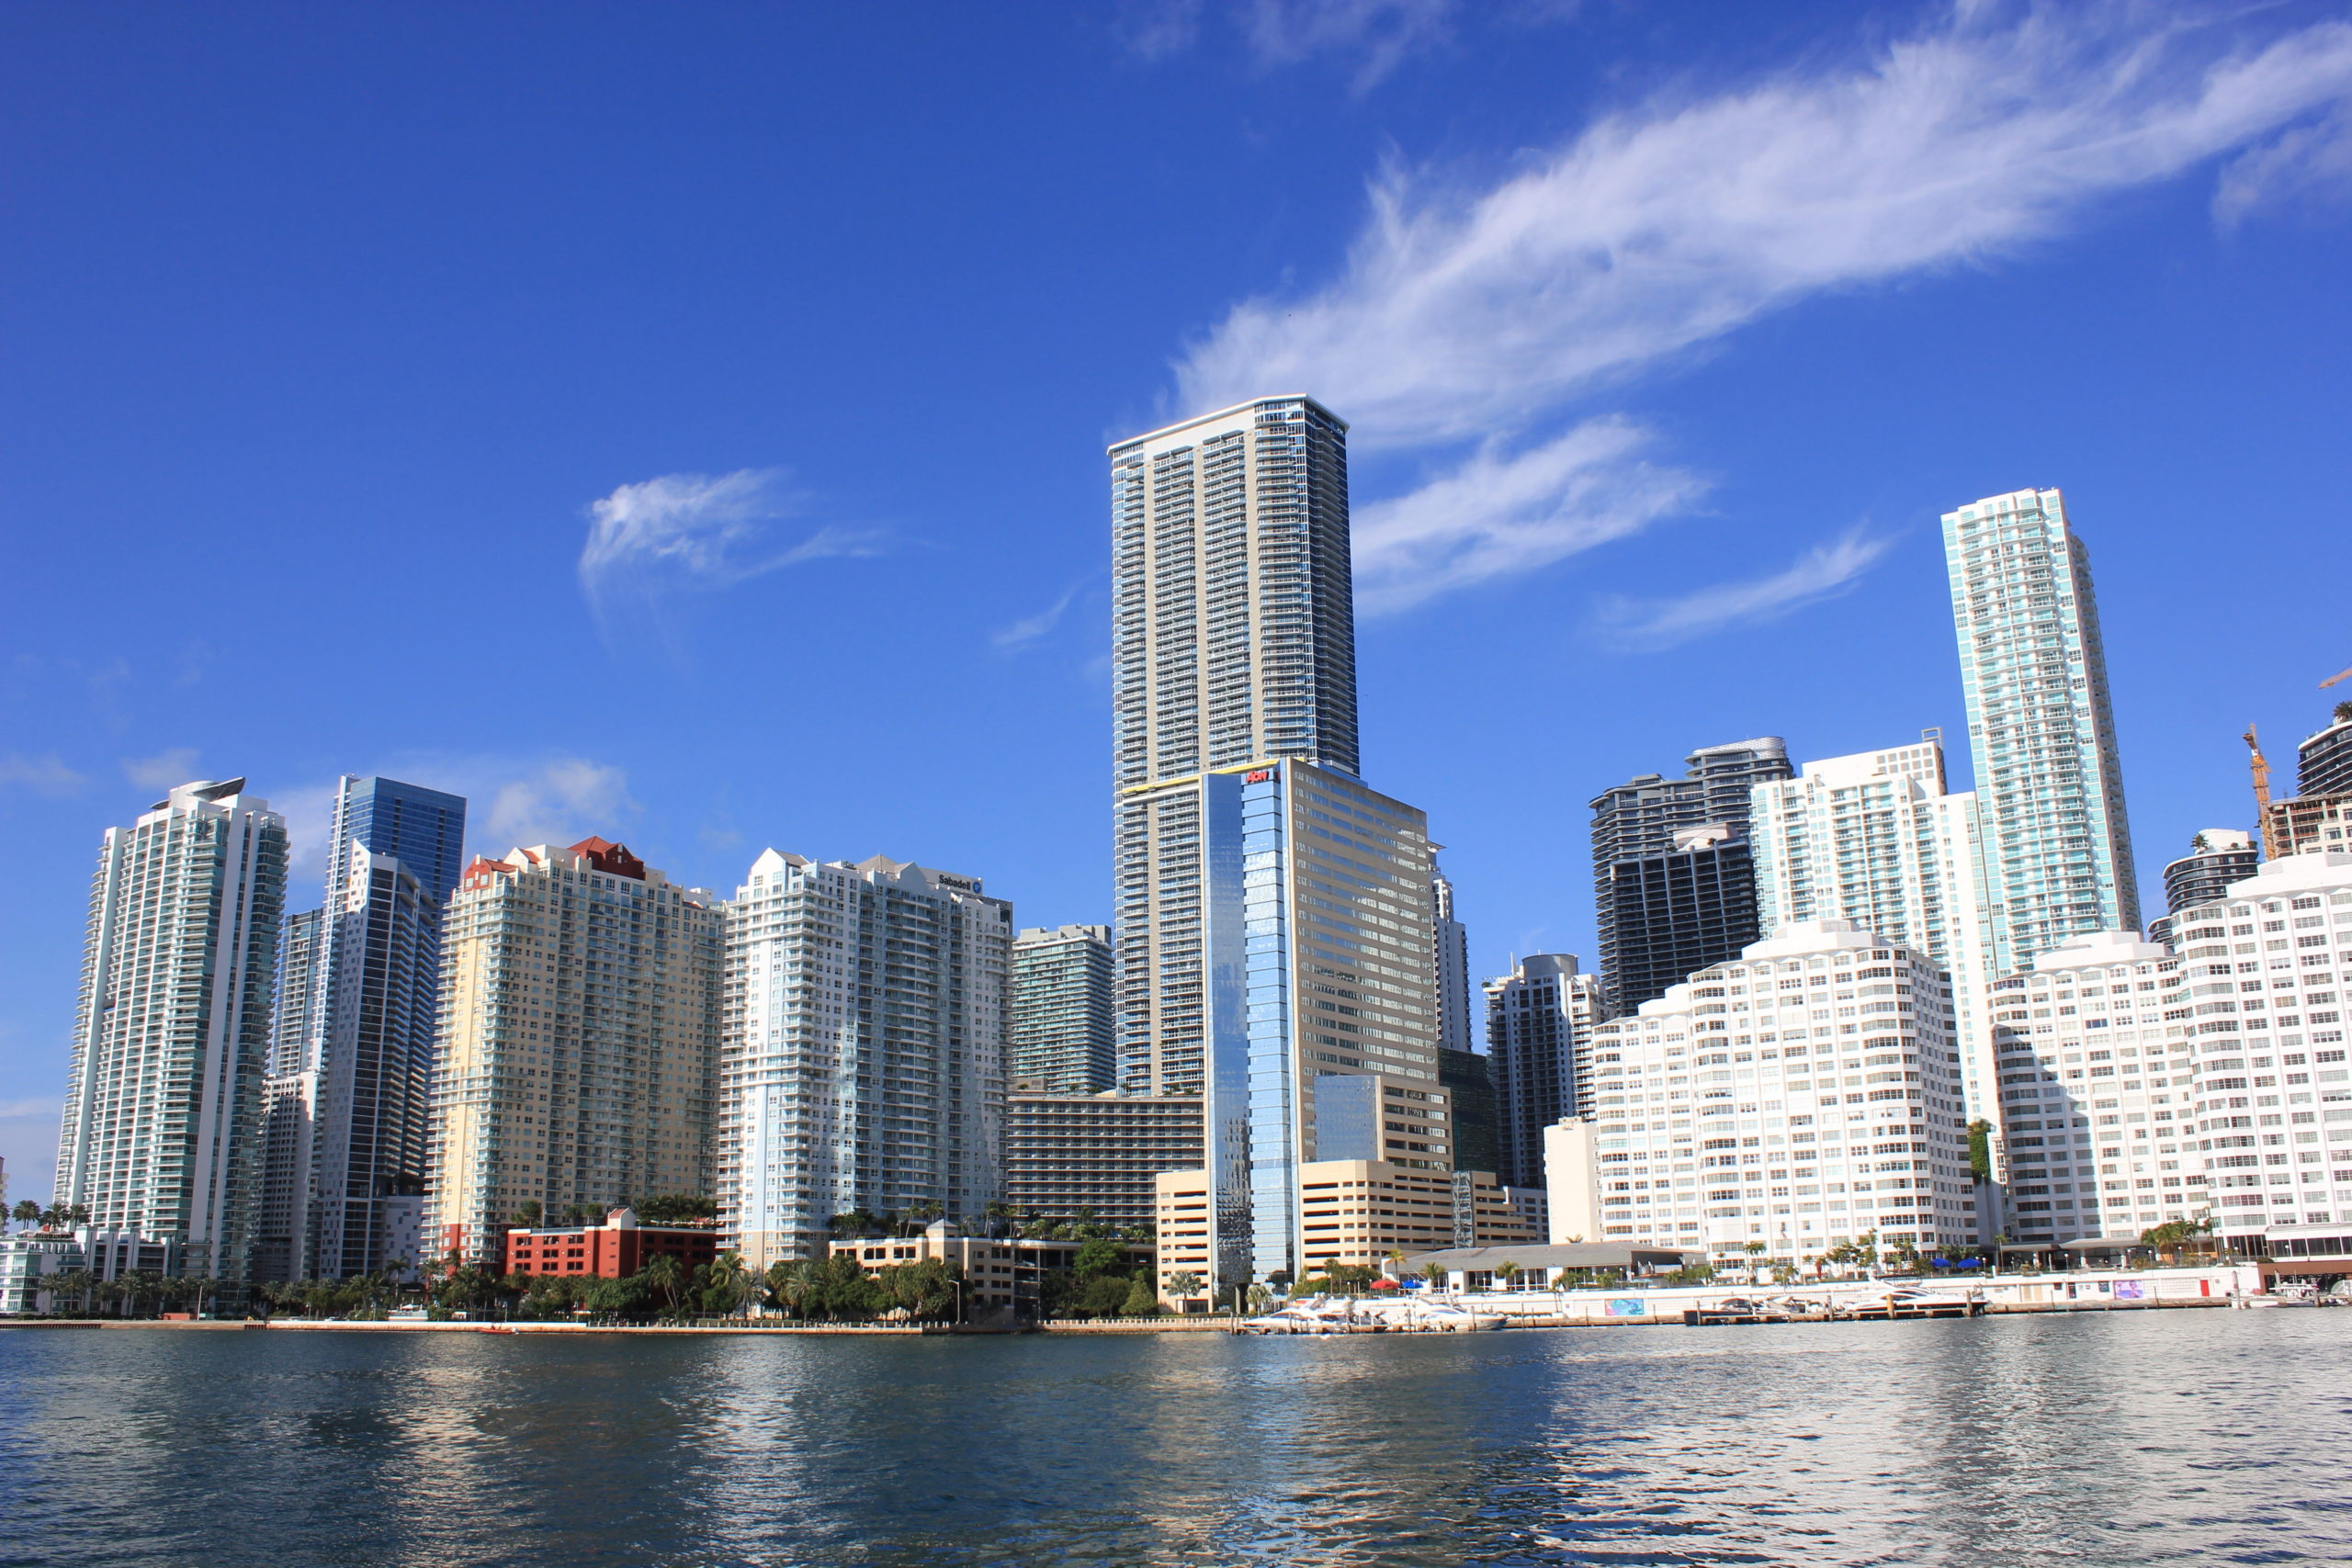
<box><xmin>6</xmin><ymin>4</ymin><xmax>2352</xmax><ymax>1202</ymax></box>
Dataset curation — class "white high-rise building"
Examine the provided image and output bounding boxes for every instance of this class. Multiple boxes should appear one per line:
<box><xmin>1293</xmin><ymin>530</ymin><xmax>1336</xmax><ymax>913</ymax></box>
<box><xmin>718</xmin><ymin>852</ymin><xmax>1012</xmax><ymax>1269</ymax></box>
<box><xmin>424</xmin><ymin>838</ymin><xmax>721</xmax><ymax>1266</ymax></box>
<box><xmin>1748</xmin><ymin>739</ymin><xmax>1998</xmax><ymax>1119</ymax></box>
<box><xmin>1984</xmin><ymin>930</ymin><xmax>2192</xmax><ymax>1247</ymax></box>
<box><xmin>1544</xmin><ymin>919</ymin><xmax>1976</xmax><ymax>1264</ymax></box>
<box><xmin>1111</xmin><ymin>395</ymin><xmax>1358</xmax><ymax>1096</ymax></box>
<box><xmin>1941</xmin><ymin>488</ymin><xmax>2140</xmax><ymax>976</ymax></box>
<box><xmin>1981</xmin><ymin>850</ymin><xmax>2352</xmax><ymax>1250</ymax></box>
<box><xmin>54</xmin><ymin>779</ymin><xmax>288</xmax><ymax>1283</ymax></box>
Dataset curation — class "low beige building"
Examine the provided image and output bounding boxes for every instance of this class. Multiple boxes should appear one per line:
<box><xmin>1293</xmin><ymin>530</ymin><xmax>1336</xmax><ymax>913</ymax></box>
<box><xmin>1155</xmin><ymin>1160</ymin><xmax>1538</xmax><ymax>1308</ymax></box>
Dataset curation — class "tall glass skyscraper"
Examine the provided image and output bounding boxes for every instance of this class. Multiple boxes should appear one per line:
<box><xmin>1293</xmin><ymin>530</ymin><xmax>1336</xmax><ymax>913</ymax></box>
<box><xmin>1108</xmin><ymin>396</ymin><xmax>1446</xmax><ymax>1292</ymax></box>
<box><xmin>258</xmin><ymin>775</ymin><xmax>466</xmax><ymax>1280</ymax></box>
<box><xmin>1111</xmin><ymin>396</ymin><xmax>1360</xmax><ymax>1097</ymax></box>
<box><xmin>1940</xmin><ymin>488</ymin><xmax>2139</xmax><ymax>976</ymax></box>
<box><xmin>55</xmin><ymin>779</ymin><xmax>288</xmax><ymax>1283</ymax></box>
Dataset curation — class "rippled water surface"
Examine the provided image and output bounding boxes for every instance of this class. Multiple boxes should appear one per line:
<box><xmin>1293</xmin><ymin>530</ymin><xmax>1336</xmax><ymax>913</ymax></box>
<box><xmin>5</xmin><ymin>1310</ymin><xmax>2350</xmax><ymax>1566</ymax></box>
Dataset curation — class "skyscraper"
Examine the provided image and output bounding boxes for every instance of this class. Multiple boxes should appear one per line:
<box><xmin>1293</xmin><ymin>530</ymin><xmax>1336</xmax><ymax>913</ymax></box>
<box><xmin>718</xmin><ymin>852</ymin><xmax>1011</xmax><ymax>1269</ymax></box>
<box><xmin>1110</xmin><ymin>396</ymin><xmax>1448</xmax><ymax>1292</ymax></box>
<box><xmin>2151</xmin><ymin>829</ymin><xmax>2259</xmax><ymax>946</ymax></box>
<box><xmin>2300</xmin><ymin>706</ymin><xmax>2352</xmax><ymax>797</ymax></box>
<box><xmin>55</xmin><ymin>779</ymin><xmax>288</xmax><ymax>1284</ymax></box>
<box><xmin>1009</xmin><ymin>924</ymin><xmax>1115</xmax><ymax>1093</ymax></box>
<box><xmin>1747</xmin><ymin>739</ymin><xmax>1992</xmax><ymax>1111</ymax></box>
<box><xmin>1483</xmin><ymin>954</ymin><xmax>1610</xmax><ymax>1190</ymax></box>
<box><xmin>1590</xmin><ymin>739</ymin><xmax>1792</xmax><ymax>1011</ymax></box>
<box><xmin>1941</xmin><ymin>487</ymin><xmax>2140</xmax><ymax>975</ymax></box>
<box><xmin>258</xmin><ymin>775</ymin><xmax>466</xmax><ymax>1281</ymax></box>
<box><xmin>1429</xmin><ymin>861</ymin><xmax>1475</xmax><ymax>1055</ymax></box>
<box><xmin>424</xmin><ymin>837</ymin><xmax>722</xmax><ymax>1265</ymax></box>
<box><xmin>1111</xmin><ymin>395</ymin><xmax>1358</xmax><ymax>1096</ymax></box>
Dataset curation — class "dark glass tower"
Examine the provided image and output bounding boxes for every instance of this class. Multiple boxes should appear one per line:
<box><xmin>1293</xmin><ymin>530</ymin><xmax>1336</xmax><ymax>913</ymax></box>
<box><xmin>1590</xmin><ymin>739</ymin><xmax>1791</xmax><ymax>1011</ymax></box>
<box><xmin>263</xmin><ymin>775</ymin><xmax>466</xmax><ymax>1280</ymax></box>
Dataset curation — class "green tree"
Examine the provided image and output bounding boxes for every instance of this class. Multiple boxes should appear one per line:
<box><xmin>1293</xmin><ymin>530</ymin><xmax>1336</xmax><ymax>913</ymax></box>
<box><xmin>701</xmin><ymin>1249</ymin><xmax>752</xmax><ymax>1319</ymax></box>
<box><xmin>1071</xmin><ymin>1236</ymin><xmax>1126</xmax><ymax>1279</ymax></box>
<box><xmin>875</xmin><ymin>1258</ymin><xmax>961</xmax><ymax>1322</ymax></box>
<box><xmin>765</xmin><ymin>1258</ymin><xmax>820</xmax><ymax>1316</ymax></box>
<box><xmin>635</xmin><ymin>1193</ymin><xmax>716</xmax><ymax>1225</ymax></box>
<box><xmin>8</xmin><ymin>1200</ymin><xmax>37</xmax><ymax>1232</ymax></box>
<box><xmin>1966</xmin><ymin>1119</ymin><xmax>1995</xmax><ymax>1182</ymax></box>
<box><xmin>511</xmin><ymin>1200</ymin><xmax>544</xmax><ymax>1228</ymax></box>
<box><xmin>1164</xmin><ymin>1270</ymin><xmax>1203</xmax><ymax>1303</ymax></box>
<box><xmin>1419</xmin><ymin>1262</ymin><xmax>1448</xmax><ymax>1291</ymax></box>
<box><xmin>639</xmin><ymin>1252</ymin><xmax>688</xmax><ymax>1319</ymax></box>
<box><xmin>1494</xmin><ymin>1260</ymin><xmax>1521</xmax><ymax>1292</ymax></box>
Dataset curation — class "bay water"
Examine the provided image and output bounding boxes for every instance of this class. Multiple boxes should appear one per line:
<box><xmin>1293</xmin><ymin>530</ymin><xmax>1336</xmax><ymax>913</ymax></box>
<box><xmin>4</xmin><ymin>1309</ymin><xmax>2346</xmax><ymax>1566</ymax></box>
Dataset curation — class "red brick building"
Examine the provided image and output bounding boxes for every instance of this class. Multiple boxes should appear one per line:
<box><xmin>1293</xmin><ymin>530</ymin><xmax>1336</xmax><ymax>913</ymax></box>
<box><xmin>499</xmin><ymin>1207</ymin><xmax>718</xmax><ymax>1280</ymax></box>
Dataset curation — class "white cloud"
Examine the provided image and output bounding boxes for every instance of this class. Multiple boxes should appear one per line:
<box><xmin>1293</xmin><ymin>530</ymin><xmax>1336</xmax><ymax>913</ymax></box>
<box><xmin>1244</xmin><ymin>0</ymin><xmax>1462</xmax><ymax>89</ymax></box>
<box><xmin>1180</xmin><ymin>7</ymin><xmax>2352</xmax><ymax>444</ymax></box>
<box><xmin>2215</xmin><ymin>108</ymin><xmax>2352</xmax><ymax>226</ymax></box>
<box><xmin>1351</xmin><ymin>419</ymin><xmax>1705</xmax><ymax>614</ymax></box>
<box><xmin>1167</xmin><ymin>5</ymin><xmax>2352</xmax><ymax>609</ymax></box>
<box><xmin>577</xmin><ymin>469</ymin><xmax>888</xmax><ymax>635</ymax></box>
<box><xmin>991</xmin><ymin>586</ymin><xmax>1084</xmax><ymax>650</ymax></box>
<box><xmin>1594</xmin><ymin>527</ymin><xmax>1895</xmax><ymax>650</ymax></box>
<box><xmin>121</xmin><ymin>749</ymin><xmax>201</xmax><ymax>793</ymax></box>
<box><xmin>0</xmin><ymin>753</ymin><xmax>87</xmax><ymax>797</ymax></box>
<box><xmin>0</xmin><ymin>1097</ymin><xmax>62</xmax><ymax>1121</ymax></box>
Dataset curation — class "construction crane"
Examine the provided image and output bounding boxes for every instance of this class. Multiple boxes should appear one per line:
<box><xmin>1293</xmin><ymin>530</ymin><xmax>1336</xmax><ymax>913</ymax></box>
<box><xmin>2324</xmin><ymin>665</ymin><xmax>2352</xmax><ymax>690</ymax></box>
<box><xmin>2245</xmin><ymin>724</ymin><xmax>2271</xmax><ymax>817</ymax></box>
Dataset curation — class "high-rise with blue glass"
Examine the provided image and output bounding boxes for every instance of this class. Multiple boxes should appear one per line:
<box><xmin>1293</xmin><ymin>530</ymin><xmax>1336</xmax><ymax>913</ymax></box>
<box><xmin>1110</xmin><ymin>398</ymin><xmax>1445</xmax><ymax>1293</ymax></box>
<box><xmin>1941</xmin><ymin>489</ymin><xmax>2139</xmax><ymax>977</ymax></box>
<box><xmin>257</xmin><ymin>775</ymin><xmax>466</xmax><ymax>1280</ymax></box>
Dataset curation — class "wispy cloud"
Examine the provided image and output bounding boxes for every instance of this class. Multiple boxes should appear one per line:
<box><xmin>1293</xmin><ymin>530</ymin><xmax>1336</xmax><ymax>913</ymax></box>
<box><xmin>991</xmin><ymin>585</ymin><xmax>1085</xmax><ymax>650</ymax></box>
<box><xmin>577</xmin><ymin>469</ymin><xmax>888</xmax><ymax>648</ymax></box>
<box><xmin>0</xmin><ymin>753</ymin><xmax>87</xmax><ymax>798</ymax></box>
<box><xmin>1244</xmin><ymin>0</ymin><xmax>1463</xmax><ymax>90</ymax></box>
<box><xmin>121</xmin><ymin>749</ymin><xmax>201</xmax><ymax>793</ymax></box>
<box><xmin>1170</xmin><ymin>4</ymin><xmax>2352</xmax><ymax>608</ymax></box>
<box><xmin>1181</xmin><ymin>7</ymin><xmax>2352</xmax><ymax>442</ymax></box>
<box><xmin>1352</xmin><ymin>419</ymin><xmax>1704</xmax><ymax>614</ymax></box>
<box><xmin>1595</xmin><ymin>528</ymin><xmax>1895</xmax><ymax>650</ymax></box>
<box><xmin>2215</xmin><ymin>107</ymin><xmax>2352</xmax><ymax>226</ymax></box>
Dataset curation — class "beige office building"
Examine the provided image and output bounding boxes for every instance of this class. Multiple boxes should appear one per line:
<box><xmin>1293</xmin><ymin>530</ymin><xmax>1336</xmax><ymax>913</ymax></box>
<box><xmin>425</xmin><ymin>837</ymin><xmax>721</xmax><ymax>1265</ymax></box>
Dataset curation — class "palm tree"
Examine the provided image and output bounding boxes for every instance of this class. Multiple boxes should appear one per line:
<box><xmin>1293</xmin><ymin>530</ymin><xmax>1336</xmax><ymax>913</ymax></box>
<box><xmin>1420</xmin><ymin>1261</ymin><xmax>1448</xmax><ymax>1294</ymax></box>
<box><xmin>8</xmin><ymin>1200</ymin><xmax>36</xmax><ymax>1232</ymax></box>
<box><xmin>1164</xmin><ymin>1270</ymin><xmax>1202</xmax><ymax>1306</ymax></box>
<box><xmin>640</xmin><ymin>1251</ymin><xmax>687</xmax><ymax>1320</ymax></box>
<box><xmin>703</xmin><ymin>1250</ymin><xmax>749</xmax><ymax>1320</ymax></box>
<box><xmin>1495</xmin><ymin>1259</ymin><xmax>1521</xmax><ymax>1292</ymax></box>
<box><xmin>52</xmin><ymin>1269</ymin><xmax>93</xmax><ymax>1316</ymax></box>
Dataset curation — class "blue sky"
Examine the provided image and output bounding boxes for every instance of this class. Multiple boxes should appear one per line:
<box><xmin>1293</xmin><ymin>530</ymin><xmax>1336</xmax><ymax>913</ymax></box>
<box><xmin>5</xmin><ymin>2</ymin><xmax>2350</xmax><ymax>1201</ymax></box>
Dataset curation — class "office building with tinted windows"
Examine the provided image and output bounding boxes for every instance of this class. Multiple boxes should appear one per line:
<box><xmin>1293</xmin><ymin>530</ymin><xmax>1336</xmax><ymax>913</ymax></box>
<box><xmin>1591</xmin><ymin>739</ymin><xmax>1791</xmax><ymax>1012</ymax></box>
<box><xmin>257</xmin><ymin>775</ymin><xmax>465</xmax><ymax>1281</ymax></box>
